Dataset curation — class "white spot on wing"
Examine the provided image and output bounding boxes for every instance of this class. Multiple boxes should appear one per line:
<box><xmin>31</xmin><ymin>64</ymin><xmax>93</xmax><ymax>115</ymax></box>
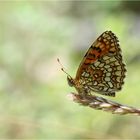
<box><xmin>94</xmin><ymin>61</ymin><xmax>100</xmax><ymax>67</ymax></box>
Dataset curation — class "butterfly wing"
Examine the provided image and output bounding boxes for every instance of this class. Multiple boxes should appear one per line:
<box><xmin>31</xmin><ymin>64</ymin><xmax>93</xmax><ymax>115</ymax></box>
<box><xmin>75</xmin><ymin>31</ymin><xmax>126</xmax><ymax>96</ymax></box>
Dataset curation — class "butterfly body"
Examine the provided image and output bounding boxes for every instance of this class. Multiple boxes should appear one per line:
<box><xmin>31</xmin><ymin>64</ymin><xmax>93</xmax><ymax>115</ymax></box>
<box><xmin>66</xmin><ymin>31</ymin><xmax>126</xmax><ymax>97</ymax></box>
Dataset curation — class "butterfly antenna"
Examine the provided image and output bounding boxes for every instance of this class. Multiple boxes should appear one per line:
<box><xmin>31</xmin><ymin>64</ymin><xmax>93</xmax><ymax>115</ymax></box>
<box><xmin>57</xmin><ymin>58</ymin><xmax>72</xmax><ymax>78</ymax></box>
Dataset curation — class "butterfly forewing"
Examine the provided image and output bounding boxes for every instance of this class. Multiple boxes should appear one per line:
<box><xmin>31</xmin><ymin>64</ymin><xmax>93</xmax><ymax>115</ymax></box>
<box><xmin>74</xmin><ymin>31</ymin><xmax>126</xmax><ymax>97</ymax></box>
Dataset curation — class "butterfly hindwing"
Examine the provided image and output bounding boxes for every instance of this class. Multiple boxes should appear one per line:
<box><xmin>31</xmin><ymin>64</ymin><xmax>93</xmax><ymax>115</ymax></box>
<box><xmin>75</xmin><ymin>31</ymin><xmax>126</xmax><ymax>97</ymax></box>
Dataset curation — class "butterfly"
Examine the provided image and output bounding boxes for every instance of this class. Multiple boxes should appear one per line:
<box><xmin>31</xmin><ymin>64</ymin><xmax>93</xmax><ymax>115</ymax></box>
<box><xmin>58</xmin><ymin>31</ymin><xmax>126</xmax><ymax>97</ymax></box>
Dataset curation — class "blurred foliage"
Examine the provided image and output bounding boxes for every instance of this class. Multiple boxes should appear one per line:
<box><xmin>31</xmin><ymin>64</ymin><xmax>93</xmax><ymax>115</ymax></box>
<box><xmin>0</xmin><ymin>1</ymin><xmax>140</xmax><ymax>139</ymax></box>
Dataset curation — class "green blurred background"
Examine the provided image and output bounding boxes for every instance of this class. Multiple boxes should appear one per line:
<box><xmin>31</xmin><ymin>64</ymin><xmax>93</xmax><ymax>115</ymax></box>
<box><xmin>0</xmin><ymin>1</ymin><xmax>140</xmax><ymax>139</ymax></box>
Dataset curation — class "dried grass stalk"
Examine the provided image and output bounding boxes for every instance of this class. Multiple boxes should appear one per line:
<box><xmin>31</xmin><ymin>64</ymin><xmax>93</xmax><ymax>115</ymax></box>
<box><xmin>70</xmin><ymin>92</ymin><xmax>140</xmax><ymax>116</ymax></box>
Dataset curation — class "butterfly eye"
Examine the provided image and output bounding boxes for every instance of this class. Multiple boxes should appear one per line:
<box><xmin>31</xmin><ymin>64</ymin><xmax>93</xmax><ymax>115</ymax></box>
<box><xmin>67</xmin><ymin>76</ymin><xmax>75</xmax><ymax>87</ymax></box>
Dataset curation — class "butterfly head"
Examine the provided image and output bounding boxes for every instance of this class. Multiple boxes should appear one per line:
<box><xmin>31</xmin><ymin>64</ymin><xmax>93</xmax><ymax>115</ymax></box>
<box><xmin>67</xmin><ymin>76</ymin><xmax>75</xmax><ymax>87</ymax></box>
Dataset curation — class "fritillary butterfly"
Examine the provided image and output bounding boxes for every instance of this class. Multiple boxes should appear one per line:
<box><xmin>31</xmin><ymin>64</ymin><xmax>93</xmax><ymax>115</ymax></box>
<box><xmin>58</xmin><ymin>31</ymin><xmax>126</xmax><ymax>97</ymax></box>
